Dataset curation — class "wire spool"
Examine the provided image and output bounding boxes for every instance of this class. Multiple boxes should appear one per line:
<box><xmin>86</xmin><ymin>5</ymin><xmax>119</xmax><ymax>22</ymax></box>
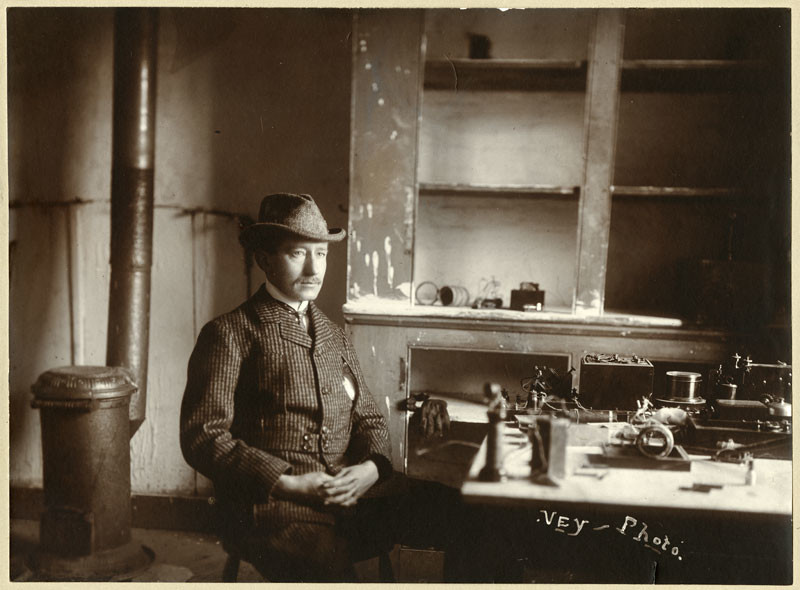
<box><xmin>635</xmin><ymin>423</ymin><xmax>675</xmax><ymax>459</ymax></box>
<box><xmin>656</xmin><ymin>371</ymin><xmax>706</xmax><ymax>410</ymax></box>
<box><xmin>439</xmin><ymin>285</ymin><xmax>470</xmax><ymax>307</ymax></box>
<box><xmin>663</xmin><ymin>371</ymin><xmax>704</xmax><ymax>402</ymax></box>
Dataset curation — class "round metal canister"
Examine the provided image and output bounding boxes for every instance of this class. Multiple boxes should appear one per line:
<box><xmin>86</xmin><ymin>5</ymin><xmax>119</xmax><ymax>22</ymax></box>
<box><xmin>439</xmin><ymin>285</ymin><xmax>470</xmax><ymax>307</ymax></box>
<box><xmin>665</xmin><ymin>371</ymin><xmax>703</xmax><ymax>401</ymax></box>
<box><xmin>716</xmin><ymin>383</ymin><xmax>738</xmax><ymax>400</ymax></box>
<box><xmin>415</xmin><ymin>281</ymin><xmax>439</xmax><ymax>305</ymax></box>
<box><xmin>30</xmin><ymin>366</ymin><xmax>150</xmax><ymax>579</ymax></box>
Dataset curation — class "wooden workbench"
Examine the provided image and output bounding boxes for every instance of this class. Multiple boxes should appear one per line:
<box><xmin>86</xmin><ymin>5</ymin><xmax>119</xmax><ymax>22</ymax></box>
<box><xmin>448</xmin><ymin>422</ymin><xmax>792</xmax><ymax>584</ymax></box>
<box><xmin>461</xmin><ymin>423</ymin><xmax>792</xmax><ymax>516</ymax></box>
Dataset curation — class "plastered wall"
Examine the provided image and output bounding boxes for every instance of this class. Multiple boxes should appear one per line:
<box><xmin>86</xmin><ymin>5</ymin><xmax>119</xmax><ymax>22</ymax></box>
<box><xmin>9</xmin><ymin>8</ymin><xmax>353</xmax><ymax>495</ymax></box>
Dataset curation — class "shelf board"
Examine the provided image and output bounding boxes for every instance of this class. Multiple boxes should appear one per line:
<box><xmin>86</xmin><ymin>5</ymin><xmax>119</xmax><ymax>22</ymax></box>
<box><xmin>420</xmin><ymin>184</ymin><xmax>739</xmax><ymax>199</ymax></box>
<box><xmin>622</xmin><ymin>59</ymin><xmax>767</xmax><ymax>71</ymax></box>
<box><xmin>427</xmin><ymin>57</ymin><xmax>762</xmax><ymax>72</ymax></box>
<box><xmin>424</xmin><ymin>57</ymin><xmax>772</xmax><ymax>93</ymax></box>
<box><xmin>342</xmin><ymin>299</ymin><xmax>716</xmax><ymax>333</ymax></box>
<box><xmin>428</xmin><ymin>58</ymin><xmax>586</xmax><ymax>70</ymax></box>
<box><xmin>424</xmin><ymin>58</ymin><xmax>587</xmax><ymax>92</ymax></box>
<box><xmin>419</xmin><ymin>182</ymin><xmax>579</xmax><ymax>198</ymax></box>
<box><xmin>620</xmin><ymin>59</ymin><xmax>772</xmax><ymax>93</ymax></box>
<box><xmin>611</xmin><ymin>186</ymin><xmax>740</xmax><ymax>198</ymax></box>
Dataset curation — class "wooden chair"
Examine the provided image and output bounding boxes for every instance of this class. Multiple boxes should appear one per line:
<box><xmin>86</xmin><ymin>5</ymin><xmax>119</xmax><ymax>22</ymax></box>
<box><xmin>214</xmin><ymin>488</ymin><xmax>398</xmax><ymax>582</ymax></box>
<box><xmin>222</xmin><ymin>552</ymin><xmax>241</xmax><ymax>583</ymax></box>
<box><xmin>220</xmin><ymin>547</ymin><xmax>395</xmax><ymax>582</ymax></box>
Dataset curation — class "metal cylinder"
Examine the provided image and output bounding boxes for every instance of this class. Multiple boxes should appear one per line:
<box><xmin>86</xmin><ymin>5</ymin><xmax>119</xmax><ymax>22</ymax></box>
<box><xmin>717</xmin><ymin>383</ymin><xmax>738</xmax><ymax>400</ymax></box>
<box><xmin>439</xmin><ymin>285</ymin><xmax>470</xmax><ymax>307</ymax></box>
<box><xmin>30</xmin><ymin>366</ymin><xmax>151</xmax><ymax>579</ymax></box>
<box><xmin>106</xmin><ymin>8</ymin><xmax>159</xmax><ymax>437</ymax></box>
<box><xmin>479</xmin><ymin>409</ymin><xmax>506</xmax><ymax>482</ymax></box>
<box><xmin>666</xmin><ymin>371</ymin><xmax>703</xmax><ymax>401</ymax></box>
<box><xmin>414</xmin><ymin>281</ymin><xmax>439</xmax><ymax>305</ymax></box>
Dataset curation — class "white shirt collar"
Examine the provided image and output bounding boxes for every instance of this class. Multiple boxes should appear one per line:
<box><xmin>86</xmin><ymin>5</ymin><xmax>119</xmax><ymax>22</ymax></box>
<box><xmin>263</xmin><ymin>279</ymin><xmax>309</xmax><ymax>314</ymax></box>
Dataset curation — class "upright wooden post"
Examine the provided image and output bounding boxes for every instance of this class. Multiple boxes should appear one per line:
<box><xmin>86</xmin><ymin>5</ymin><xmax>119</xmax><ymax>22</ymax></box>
<box><xmin>574</xmin><ymin>10</ymin><xmax>625</xmax><ymax>314</ymax></box>
<box><xmin>348</xmin><ymin>10</ymin><xmax>424</xmax><ymax>304</ymax></box>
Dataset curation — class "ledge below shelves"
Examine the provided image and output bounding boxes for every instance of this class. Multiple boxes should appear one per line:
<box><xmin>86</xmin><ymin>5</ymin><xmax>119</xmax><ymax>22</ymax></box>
<box><xmin>419</xmin><ymin>182</ymin><xmax>579</xmax><ymax>198</ymax></box>
<box><xmin>611</xmin><ymin>185</ymin><xmax>739</xmax><ymax>198</ymax></box>
<box><xmin>343</xmin><ymin>299</ymin><xmax>685</xmax><ymax>328</ymax></box>
<box><xmin>424</xmin><ymin>58</ymin><xmax>772</xmax><ymax>92</ymax></box>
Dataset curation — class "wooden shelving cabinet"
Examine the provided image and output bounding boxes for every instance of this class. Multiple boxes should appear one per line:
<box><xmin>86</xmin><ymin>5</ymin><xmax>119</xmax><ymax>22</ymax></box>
<box><xmin>345</xmin><ymin>9</ymin><xmax>790</xmax><ymax>474</ymax></box>
<box><xmin>607</xmin><ymin>9</ymin><xmax>790</xmax><ymax>322</ymax></box>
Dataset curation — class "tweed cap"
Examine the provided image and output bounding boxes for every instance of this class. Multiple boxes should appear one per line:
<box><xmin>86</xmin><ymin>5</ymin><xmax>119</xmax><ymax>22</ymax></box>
<box><xmin>239</xmin><ymin>193</ymin><xmax>346</xmax><ymax>248</ymax></box>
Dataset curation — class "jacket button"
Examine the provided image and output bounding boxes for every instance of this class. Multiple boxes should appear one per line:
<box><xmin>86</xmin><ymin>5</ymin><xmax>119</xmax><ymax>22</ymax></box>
<box><xmin>322</xmin><ymin>442</ymin><xmax>329</xmax><ymax>451</ymax></box>
<box><xmin>321</xmin><ymin>387</ymin><xmax>330</xmax><ymax>395</ymax></box>
<box><xmin>321</xmin><ymin>426</ymin><xmax>329</xmax><ymax>434</ymax></box>
<box><xmin>303</xmin><ymin>434</ymin><xmax>310</xmax><ymax>440</ymax></box>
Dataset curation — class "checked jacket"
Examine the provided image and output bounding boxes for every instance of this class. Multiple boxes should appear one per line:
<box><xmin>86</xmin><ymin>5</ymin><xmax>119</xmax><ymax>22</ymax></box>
<box><xmin>180</xmin><ymin>285</ymin><xmax>392</xmax><ymax>530</ymax></box>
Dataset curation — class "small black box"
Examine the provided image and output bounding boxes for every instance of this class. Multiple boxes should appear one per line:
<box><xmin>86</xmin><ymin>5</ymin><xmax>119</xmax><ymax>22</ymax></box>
<box><xmin>579</xmin><ymin>354</ymin><xmax>654</xmax><ymax>411</ymax></box>
<box><xmin>510</xmin><ymin>283</ymin><xmax>545</xmax><ymax>311</ymax></box>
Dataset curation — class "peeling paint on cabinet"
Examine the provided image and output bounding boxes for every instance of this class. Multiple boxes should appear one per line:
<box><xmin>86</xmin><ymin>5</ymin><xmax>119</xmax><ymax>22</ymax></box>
<box><xmin>348</xmin><ymin>10</ymin><xmax>423</xmax><ymax>303</ymax></box>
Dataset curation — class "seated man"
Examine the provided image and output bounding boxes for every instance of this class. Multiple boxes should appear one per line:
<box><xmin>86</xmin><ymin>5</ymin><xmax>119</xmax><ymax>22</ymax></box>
<box><xmin>180</xmin><ymin>193</ymin><xmax>392</xmax><ymax>582</ymax></box>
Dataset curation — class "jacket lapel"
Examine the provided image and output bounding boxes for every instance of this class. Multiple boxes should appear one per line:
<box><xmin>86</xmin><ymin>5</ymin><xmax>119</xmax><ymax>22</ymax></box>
<box><xmin>251</xmin><ymin>285</ymin><xmax>282</xmax><ymax>325</ymax></box>
<box><xmin>279</xmin><ymin>318</ymin><xmax>313</xmax><ymax>348</ymax></box>
<box><xmin>308</xmin><ymin>303</ymin><xmax>335</xmax><ymax>348</ymax></box>
<box><xmin>251</xmin><ymin>285</ymin><xmax>313</xmax><ymax>348</ymax></box>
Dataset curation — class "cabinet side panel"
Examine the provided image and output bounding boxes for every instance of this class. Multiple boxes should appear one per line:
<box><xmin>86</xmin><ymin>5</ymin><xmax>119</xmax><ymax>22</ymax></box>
<box><xmin>346</xmin><ymin>323</ymin><xmax>408</xmax><ymax>471</ymax></box>
<box><xmin>349</xmin><ymin>10</ymin><xmax>422</xmax><ymax>303</ymax></box>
